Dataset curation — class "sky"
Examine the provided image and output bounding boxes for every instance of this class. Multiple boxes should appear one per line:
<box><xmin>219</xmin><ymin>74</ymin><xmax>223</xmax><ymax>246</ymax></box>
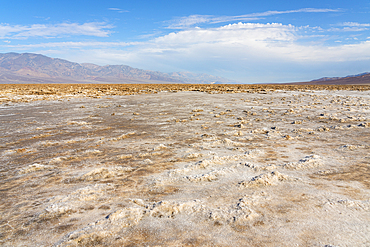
<box><xmin>1</xmin><ymin>0</ymin><xmax>370</xmax><ymax>83</ymax></box>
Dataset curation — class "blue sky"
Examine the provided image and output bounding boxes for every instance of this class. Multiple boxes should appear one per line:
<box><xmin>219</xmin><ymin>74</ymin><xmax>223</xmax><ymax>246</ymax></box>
<box><xmin>1</xmin><ymin>0</ymin><xmax>370</xmax><ymax>83</ymax></box>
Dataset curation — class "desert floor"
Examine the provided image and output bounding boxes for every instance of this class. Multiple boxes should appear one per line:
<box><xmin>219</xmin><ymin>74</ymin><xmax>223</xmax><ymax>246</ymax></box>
<box><xmin>0</xmin><ymin>85</ymin><xmax>369</xmax><ymax>246</ymax></box>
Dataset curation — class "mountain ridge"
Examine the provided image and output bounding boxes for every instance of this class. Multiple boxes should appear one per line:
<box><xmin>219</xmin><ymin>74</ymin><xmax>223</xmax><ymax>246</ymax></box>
<box><xmin>0</xmin><ymin>53</ymin><xmax>238</xmax><ymax>84</ymax></box>
<box><xmin>311</xmin><ymin>72</ymin><xmax>370</xmax><ymax>82</ymax></box>
<box><xmin>278</xmin><ymin>72</ymin><xmax>370</xmax><ymax>85</ymax></box>
<box><xmin>294</xmin><ymin>72</ymin><xmax>370</xmax><ymax>85</ymax></box>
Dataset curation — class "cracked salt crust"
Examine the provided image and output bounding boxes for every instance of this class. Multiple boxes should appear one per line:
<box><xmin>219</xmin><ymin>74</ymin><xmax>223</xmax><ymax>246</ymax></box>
<box><xmin>1</xmin><ymin>87</ymin><xmax>370</xmax><ymax>246</ymax></box>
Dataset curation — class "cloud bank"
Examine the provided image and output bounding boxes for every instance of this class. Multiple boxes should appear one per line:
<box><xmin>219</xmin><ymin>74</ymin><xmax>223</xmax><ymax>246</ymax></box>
<box><xmin>0</xmin><ymin>22</ymin><xmax>112</xmax><ymax>39</ymax></box>
<box><xmin>111</xmin><ymin>22</ymin><xmax>370</xmax><ymax>65</ymax></box>
<box><xmin>42</xmin><ymin>21</ymin><xmax>368</xmax><ymax>83</ymax></box>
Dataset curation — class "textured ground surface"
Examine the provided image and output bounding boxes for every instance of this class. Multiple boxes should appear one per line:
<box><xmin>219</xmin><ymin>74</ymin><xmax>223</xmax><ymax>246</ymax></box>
<box><xmin>0</xmin><ymin>85</ymin><xmax>370</xmax><ymax>246</ymax></box>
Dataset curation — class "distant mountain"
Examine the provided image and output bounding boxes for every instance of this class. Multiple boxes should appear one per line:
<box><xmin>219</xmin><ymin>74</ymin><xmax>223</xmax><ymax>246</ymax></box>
<box><xmin>0</xmin><ymin>53</ymin><xmax>239</xmax><ymax>84</ymax></box>
<box><xmin>311</xmin><ymin>72</ymin><xmax>370</xmax><ymax>82</ymax></box>
<box><xmin>306</xmin><ymin>72</ymin><xmax>370</xmax><ymax>85</ymax></box>
<box><xmin>284</xmin><ymin>72</ymin><xmax>370</xmax><ymax>85</ymax></box>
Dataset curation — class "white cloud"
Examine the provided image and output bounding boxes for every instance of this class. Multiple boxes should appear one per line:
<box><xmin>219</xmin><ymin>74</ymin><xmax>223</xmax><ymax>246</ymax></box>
<box><xmin>154</xmin><ymin>23</ymin><xmax>296</xmax><ymax>49</ymax></box>
<box><xmin>167</xmin><ymin>15</ymin><xmax>215</xmax><ymax>29</ymax></box>
<box><xmin>328</xmin><ymin>22</ymin><xmax>370</xmax><ymax>32</ymax></box>
<box><xmin>4</xmin><ymin>41</ymin><xmax>135</xmax><ymax>49</ymax></box>
<box><xmin>147</xmin><ymin>22</ymin><xmax>370</xmax><ymax>63</ymax></box>
<box><xmin>0</xmin><ymin>25</ymin><xmax>25</xmax><ymax>38</ymax></box>
<box><xmin>0</xmin><ymin>22</ymin><xmax>113</xmax><ymax>39</ymax></box>
<box><xmin>340</xmin><ymin>22</ymin><xmax>370</xmax><ymax>27</ymax></box>
<box><xmin>166</xmin><ymin>8</ymin><xmax>340</xmax><ymax>29</ymax></box>
<box><xmin>108</xmin><ymin>8</ymin><xmax>129</xmax><ymax>13</ymax></box>
<box><xmin>329</xmin><ymin>27</ymin><xmax>369</xmax><ymax>32</ymax></box>
<box><xmin>34</xmin><ymin>16</ymin><xmax>51</xmax><ymax>21</ymax></box>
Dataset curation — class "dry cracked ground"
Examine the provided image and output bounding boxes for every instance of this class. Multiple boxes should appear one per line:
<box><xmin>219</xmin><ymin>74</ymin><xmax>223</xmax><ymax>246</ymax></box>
<box><xmin>0</xmin><ymin>85</ymin><xmax>370</xmax><ymax>246</ymax></box>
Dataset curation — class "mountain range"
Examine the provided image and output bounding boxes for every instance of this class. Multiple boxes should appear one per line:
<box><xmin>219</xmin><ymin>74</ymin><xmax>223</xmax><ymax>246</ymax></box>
<box><xmin>0</xmin><ymin>52</ymin><xmax>369</xmax><ymax>84</ymax></box>
<box><xmin>0</xmin><ymin>53</ymin><xmax>238</xmax><ymax>84</ymax></box>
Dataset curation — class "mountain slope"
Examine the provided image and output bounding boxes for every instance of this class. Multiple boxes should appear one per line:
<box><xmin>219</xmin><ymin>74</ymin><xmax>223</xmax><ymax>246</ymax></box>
<box><xmin>0</xmin><ymin>53</ymin><xmax>238</xmax><ymax>84</ymax></box>
<box><xmin>282</xmin><ymin>72</ymin><xmax>370</xmax><ymax>85</ymax></box>
<box><xmin>304</xmin><ymin>72</ymin><xmax>370</xmax><ymax>85</ymax></box>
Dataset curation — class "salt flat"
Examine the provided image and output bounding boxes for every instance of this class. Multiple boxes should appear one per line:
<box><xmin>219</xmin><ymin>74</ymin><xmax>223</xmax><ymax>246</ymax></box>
<box><xmin>0</xmin><ymin>86</ymin><xmax>369</xmax><ymax>246</ymax></box>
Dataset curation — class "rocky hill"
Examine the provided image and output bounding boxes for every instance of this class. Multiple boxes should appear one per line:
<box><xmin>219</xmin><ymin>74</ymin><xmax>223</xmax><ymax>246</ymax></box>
<box><xmin>0</xmin><ymin>53</ymin><xmax>238</xmax><ymax>84</ymax></box>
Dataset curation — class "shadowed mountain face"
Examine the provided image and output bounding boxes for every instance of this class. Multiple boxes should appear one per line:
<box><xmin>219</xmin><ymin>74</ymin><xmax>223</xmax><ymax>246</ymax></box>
<box><xmin>0</xmin><ymin>53</ymin><xmax>238</xmax><ymax>84</ymax></box>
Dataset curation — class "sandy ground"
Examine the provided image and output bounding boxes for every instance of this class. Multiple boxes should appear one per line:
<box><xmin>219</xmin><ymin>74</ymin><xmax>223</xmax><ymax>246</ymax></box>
<box><xmin>0</xmin><ymin>85</ymin><xmax>370</xmax><ymax>246</ymax></box>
